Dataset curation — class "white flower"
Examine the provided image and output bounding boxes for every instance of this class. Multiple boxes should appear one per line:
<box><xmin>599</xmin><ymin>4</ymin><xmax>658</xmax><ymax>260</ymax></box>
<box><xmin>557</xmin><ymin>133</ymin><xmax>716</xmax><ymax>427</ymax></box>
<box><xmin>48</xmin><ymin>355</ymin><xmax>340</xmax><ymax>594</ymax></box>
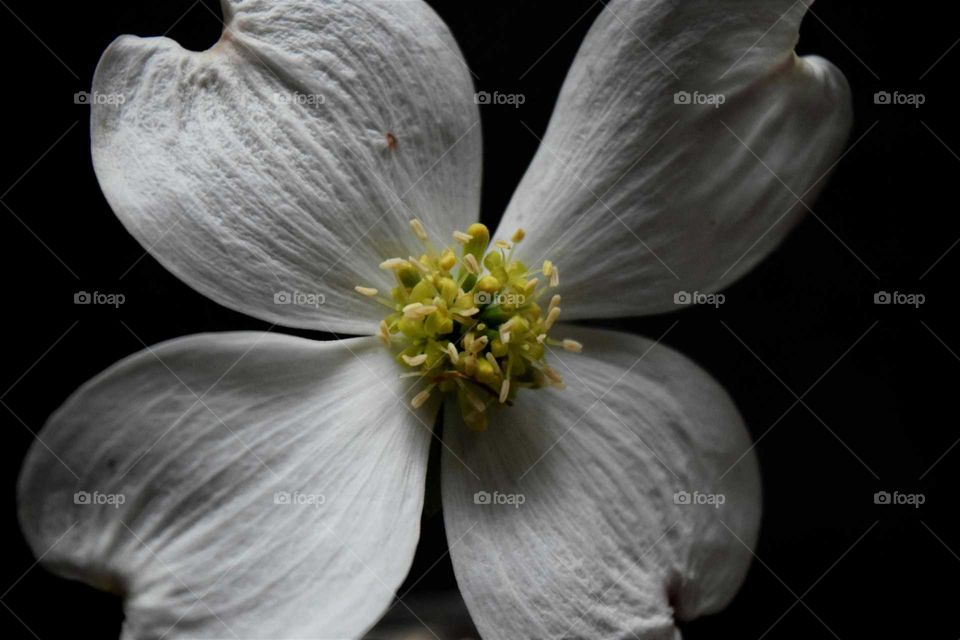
<box><xmin>18</xmin><ymin>1</ymin><xmax>851</xmax><ymax>638</ymax></box>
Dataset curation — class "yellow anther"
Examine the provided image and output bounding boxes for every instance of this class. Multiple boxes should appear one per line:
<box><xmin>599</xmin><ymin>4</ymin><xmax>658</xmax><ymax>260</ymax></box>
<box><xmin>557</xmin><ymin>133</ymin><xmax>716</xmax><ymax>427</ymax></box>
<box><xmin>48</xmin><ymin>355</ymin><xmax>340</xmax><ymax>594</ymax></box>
<box><xmin>410</xmin><ymin>219</ymin><xmax>429</xmax><ymax>243</ymax></box>
<box><xmin>470</xmin><ymin>335</ymin><xmax>489</xmax><ymax>354</ymax></box>
<box><xmin>562</xmin><ymin>339</ymin><xmax>583</xmax><ymax>353</ymax></box>
<box><xmin>544</xmin><ymin>306</ymin><xmax>561</xmax><ymax>330</ymax></box>
<box><xmin>403</xmin><ymin>302</ymin><xmax>437</xmax><ymax>319</ymax></box>
<box><xmin>402</xmin><ymin>353</ymin><xmax>428</xmax><ymax>367</ymax></box>
<box><xmin>499</xmin><ymin>379</ymin><xmax>510</xmax><ymax>404</ymax></box>
<box><xmin>380</xmin><ymin>258</ymin><xmax>410</xmax><ymax>271</ymax></box>
<box><xmin>446</xmin><ymin>342</ymin><xmax>460</xmax><ymax>364</ymax></box>
<box><xmin>354</xmin><ymin>286</ymin><xmax>378</xmax><ymax>297</ymax></box>
<box><xmin>476</xmin><ymin>275</ymin><xmax>501</xmax><ymax>294</ymax></box>
<box><xmin>548</xmin><ymin>294</ymin><xmax>561</xmax><ymax>313</ymax></box>
<box><xmin>378</xmin><ymin>320</ymin><xmax>392</xmax><ymax>346</ymax></box>
<box><xmin>542</xmin><ymin>260</ymin><xmax>553</xmax><ymax>277</ymax></box>
<box><xmin>511</xmin><ymin>228</ymin><xmax>526</xmax><ymax>243</ymax></box>
<box><xmin>549</xmin><ymin>265</ymin><xmax>560</xmax><ymax>287</ymax></box>
<box><xmin>439</xmin><ymin>249</ymin><xmax>457</xmax><ymax>271</ymax></box>
<box><xmin>411</xmin><ymin>386</ymin><xmax>433</xmax><ymax>408</ymax></box>
<box><xmin>453</xmin><ymin>230</ymin><xmax>473</xmax><ymax>243</ymax></box>
<box><xmin>494</xmin><ymin>240</ymin><xmax>512</xmax><ymax>250</ymax></box>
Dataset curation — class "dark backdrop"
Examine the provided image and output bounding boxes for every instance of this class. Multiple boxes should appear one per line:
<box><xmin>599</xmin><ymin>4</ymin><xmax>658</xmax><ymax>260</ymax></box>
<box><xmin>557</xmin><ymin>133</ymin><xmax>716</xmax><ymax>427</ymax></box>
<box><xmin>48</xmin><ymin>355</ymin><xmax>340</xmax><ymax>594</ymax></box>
<box><xmin>1</xmin><ymin>1</ymin><xmax>956</xmax><ymax>638</ymax></box>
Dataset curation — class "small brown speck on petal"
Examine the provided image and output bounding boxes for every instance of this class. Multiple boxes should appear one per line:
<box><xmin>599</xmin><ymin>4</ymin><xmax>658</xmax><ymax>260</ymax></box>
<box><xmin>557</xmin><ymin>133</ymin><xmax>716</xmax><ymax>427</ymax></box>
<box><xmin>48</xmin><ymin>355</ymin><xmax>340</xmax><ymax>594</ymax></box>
<box><xmin>386</xmin><ymin>132</ymin><xmax>398</xmax><ymax>150</ymax></box>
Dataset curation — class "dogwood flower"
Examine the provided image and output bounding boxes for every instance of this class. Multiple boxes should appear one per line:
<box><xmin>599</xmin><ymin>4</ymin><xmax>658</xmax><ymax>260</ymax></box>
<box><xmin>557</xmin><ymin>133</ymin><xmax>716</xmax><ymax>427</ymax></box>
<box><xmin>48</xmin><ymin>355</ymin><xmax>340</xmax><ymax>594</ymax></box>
<box><xmin>18</xmin><ymin>0</ymin><xmax>850</xmax><ymax>638</ymax></box>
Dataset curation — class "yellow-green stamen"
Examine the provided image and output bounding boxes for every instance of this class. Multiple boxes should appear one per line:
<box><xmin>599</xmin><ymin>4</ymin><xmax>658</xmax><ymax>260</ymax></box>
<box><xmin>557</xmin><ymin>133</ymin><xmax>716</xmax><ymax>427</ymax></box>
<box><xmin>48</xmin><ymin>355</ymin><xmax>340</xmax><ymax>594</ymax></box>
<box><xmin>356</xmin><ymin>218</ymin><xmax>579</xmax><ymax>431</ymax></box>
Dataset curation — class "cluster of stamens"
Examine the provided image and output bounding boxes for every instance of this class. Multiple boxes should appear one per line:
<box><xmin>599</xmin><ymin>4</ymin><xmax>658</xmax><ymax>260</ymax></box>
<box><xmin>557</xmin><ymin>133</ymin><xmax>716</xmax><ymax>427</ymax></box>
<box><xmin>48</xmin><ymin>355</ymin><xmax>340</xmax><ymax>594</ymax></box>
<box><xmin>355</xmin><ymin>219</ymin><xmax>581</xmax><ymax>431</ymax></box>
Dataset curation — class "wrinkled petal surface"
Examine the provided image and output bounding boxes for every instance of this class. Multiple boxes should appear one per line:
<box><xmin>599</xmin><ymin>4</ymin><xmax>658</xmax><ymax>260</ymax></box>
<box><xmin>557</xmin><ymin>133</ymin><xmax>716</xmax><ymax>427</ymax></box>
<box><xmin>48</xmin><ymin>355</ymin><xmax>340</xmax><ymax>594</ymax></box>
<box><xmin>442</xmin><ymin>326</ymin><xmax>761</xmax><ymax>639</ymax></box>
<box><xmin>19</xmin><ymin>332</ymin><xmax>435</xmax><ymax>639</ymax></box>
<box><xmin>497</xmin><ymin>0</ymin><xmax>852</xmax><ymax>318</ymax></box>
<box><xmin>92</xmin><ymin>0</ymin><xmax>482</xmax><ymax>334</ymax></box>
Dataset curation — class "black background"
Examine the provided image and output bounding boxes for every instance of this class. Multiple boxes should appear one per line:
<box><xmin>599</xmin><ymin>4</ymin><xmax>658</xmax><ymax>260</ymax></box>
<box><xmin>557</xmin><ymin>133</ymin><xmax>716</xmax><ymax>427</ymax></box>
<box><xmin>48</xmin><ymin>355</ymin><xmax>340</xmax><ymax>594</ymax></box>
<box><xmin>1</xmin><ymin>1</ymin><xmax>957</xmax><ymax>638</ymax></box>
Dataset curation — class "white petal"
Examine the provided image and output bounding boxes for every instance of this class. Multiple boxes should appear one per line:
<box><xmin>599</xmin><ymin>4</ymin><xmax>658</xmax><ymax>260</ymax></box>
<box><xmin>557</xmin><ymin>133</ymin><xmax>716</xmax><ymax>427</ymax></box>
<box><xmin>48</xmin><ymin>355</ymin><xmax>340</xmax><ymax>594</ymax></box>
<box><xmin>92</xmin><ymin>0</ymin><xmax>481</xmax><ymax>334</ymax></box>
<box><xmin>497</xmin><ymin>0</ymin><xmax>852</xmax><ymax>318</ymax></box>
<box><xmin>18</xmin><ymin>333</ymin><xmax>435</xmax><ymax>639</ymax></box>
<box><xmin>441</xmin><ymin>326</ymin><xmax>760</xmax><ymax>639</ymax></box>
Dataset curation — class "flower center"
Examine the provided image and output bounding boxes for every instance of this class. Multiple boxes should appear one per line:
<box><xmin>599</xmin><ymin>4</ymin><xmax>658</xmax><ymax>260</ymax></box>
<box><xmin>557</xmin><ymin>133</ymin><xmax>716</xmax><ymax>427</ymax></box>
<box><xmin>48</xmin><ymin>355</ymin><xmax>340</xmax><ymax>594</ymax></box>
<box><xmin>355</xmin><ymin>219</ymin><xmax>581</xmax><ymax>431</ymax></box>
